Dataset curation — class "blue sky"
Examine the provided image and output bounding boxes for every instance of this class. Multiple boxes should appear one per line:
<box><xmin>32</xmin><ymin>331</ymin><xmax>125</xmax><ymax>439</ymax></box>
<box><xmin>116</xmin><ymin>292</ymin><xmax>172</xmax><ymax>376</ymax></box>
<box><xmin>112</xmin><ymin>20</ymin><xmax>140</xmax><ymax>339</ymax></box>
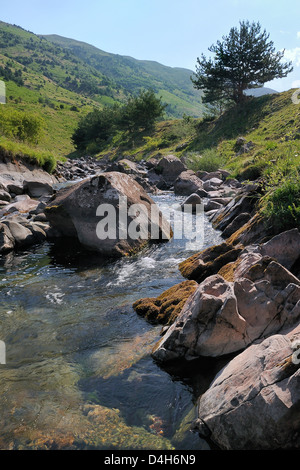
<box><xmin>1</xmin><ymin>0</ymin><xmax>300</xmax><ymax>91</ymax></box>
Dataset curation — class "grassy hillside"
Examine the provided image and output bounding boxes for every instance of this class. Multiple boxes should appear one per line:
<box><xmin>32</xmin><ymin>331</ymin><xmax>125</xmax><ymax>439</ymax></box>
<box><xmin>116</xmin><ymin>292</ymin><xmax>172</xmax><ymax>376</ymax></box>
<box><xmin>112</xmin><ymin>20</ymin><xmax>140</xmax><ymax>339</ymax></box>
<box><xmin>0</xmin><ymin>21</ymin><xmax>111</xmax><ymax>163</ymax></box>
<box><xmin>0</xmin><ymin>21</ymin><xmax>206</xmax><ymax>169</ymax></box>
<box><xmin>107</xmin><ymin>89</ymin><xmax>299</xmax><ymax>232</ymax></box>
<box><xmin>42</xmin><ymin>34</ymin><xmax>205</xmax><ymax>119</ymax></box>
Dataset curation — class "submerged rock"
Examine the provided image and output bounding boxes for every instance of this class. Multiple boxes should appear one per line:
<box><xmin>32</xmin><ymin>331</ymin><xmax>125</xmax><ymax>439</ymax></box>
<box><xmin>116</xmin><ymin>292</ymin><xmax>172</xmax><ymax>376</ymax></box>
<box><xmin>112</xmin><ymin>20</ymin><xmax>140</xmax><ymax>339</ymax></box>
<box><xmin>45</xmin><ymin>172</ymin><xmax>172</xmax><ymax>257</ymax></box>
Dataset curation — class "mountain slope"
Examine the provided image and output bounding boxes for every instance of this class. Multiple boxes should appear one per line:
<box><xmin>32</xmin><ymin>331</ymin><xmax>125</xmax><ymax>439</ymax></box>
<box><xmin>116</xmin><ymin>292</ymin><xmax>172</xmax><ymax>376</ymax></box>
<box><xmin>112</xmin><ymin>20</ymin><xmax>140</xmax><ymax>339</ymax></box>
<box><xmin>42</xmin><ymin>34</ymin><xmax>205</xmax><ymax>118</ymax></box>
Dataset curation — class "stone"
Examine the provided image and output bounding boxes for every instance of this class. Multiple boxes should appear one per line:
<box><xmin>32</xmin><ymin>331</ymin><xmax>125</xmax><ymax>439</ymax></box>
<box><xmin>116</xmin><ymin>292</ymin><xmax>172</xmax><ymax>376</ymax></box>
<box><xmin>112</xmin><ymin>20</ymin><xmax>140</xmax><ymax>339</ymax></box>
<box><xmin>23</xmin><ymin>180</ymin><xmax>54</xmax><ymax>198</ymax></box>
<box><xmin>156</xmin><ymin>155</ymin><xmax>187</xmax><ymax>185</ymax></box>
<box><xmin>0</xmin><ymin>190</ymin><xmax>11</xmax><ymax>202</ymax></box>
<box><xmin>180</xmin><ymin>193</ymin><xmax>202</xmax><ymax>214</ymax></box>
<box><xmin>174</xmin><ymin>171</ymin><xmax>203</xmax><ymax>196</ymax></box>
<box><xmin>204</xmin><ymin>200</ymin><xmax>223</xmax><ymax>212</ymax></box>
<box><xmin>203</xmin><ymin>178</ymin><xmax>223</xmax><ymax>192</ymax></box>
<box><xmin>0</xmin><ymin>196</ymin><xmax>39</xmax><ymax>218</ymax></box>
<box><xmin>1</xmin><ymin>220</ymin><xmax>35</xmax><ymax>247</ymax></box>
<box><xmin>201</xmin><ymin>172</ymin><xmax>223</xmax><ymax>182</ymax></box>
<box><xmin>152</xmin><ymin>275</ymin><xmax>249</xmax><ymax>362</ymax></box>
<box><xmin>179</xmin><ymin>242</ymin><xmax>243</xmax><ymax>283</ymax></box>
<box><xmin>45</xmin><ymin>172</ymin><xmax>172</xmax><ymax>257</ymax></box>
<box><xmin>260</xmin><ymin>228</ymin><xmax>300</xmax><ymax>270</ymax></box>
<box><xmin>196</xmin><ymin>324</ymin><xmax>300</xmax><ymax>449</ymax></box>
<box><xmin>211</xmin><ymin>194</ymin><xmax>256</xmax><ymax>233</ymax></box>
<box><xmin>0</xmin><ymin>222</ymin><xmax>15</xmax><ymax>253</ymax></box>
<box><xmin>222</xmin><ymin>212</ymin><xmax>252</xmax><ymax>239</ymax></box>
<box><xmin>107</xmin><ymin>159</ymin><xmax>147</xmax><ymax>178</ymax></box>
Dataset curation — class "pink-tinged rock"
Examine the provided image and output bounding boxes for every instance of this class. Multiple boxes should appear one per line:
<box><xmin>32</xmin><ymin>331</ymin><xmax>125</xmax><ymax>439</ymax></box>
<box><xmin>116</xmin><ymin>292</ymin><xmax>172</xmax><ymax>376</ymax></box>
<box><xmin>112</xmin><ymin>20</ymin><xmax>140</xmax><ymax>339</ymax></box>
<box><xmin>196</xmin><ymin>323</ymin><xmax>300</xmax><ymax>449</ymax></box>
<box><xmin>260</xmin><ymin>228</ymin><xmax>300</xmax><ymax>270</ymax></box>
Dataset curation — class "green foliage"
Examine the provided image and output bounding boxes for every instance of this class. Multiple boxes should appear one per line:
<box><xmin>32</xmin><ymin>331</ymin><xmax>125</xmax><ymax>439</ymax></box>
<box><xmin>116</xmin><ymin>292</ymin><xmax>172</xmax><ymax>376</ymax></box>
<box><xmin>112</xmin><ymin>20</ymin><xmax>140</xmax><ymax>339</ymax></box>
<box><xmin>119</xmin><ymin>89</ymin><xmax>167</xmax><ymax>134</ymax></box>
<box><xmin>72</xmin><ymin>90</ymin><xmax>166</xmax><ymax>152</ymax></box>
<box><xmin>43</xmin><ymin>33</ymin><xmax>205</xmax><ymax>119</ymax></box>
<box><xmin>72</xmin><ymin>106</ymin><xmax>119</xmax><ymax>151</ymax></box>
<box><xmin>192</xmin><ymin>20</ymin><xmax>293</xmax><ymax>106</ymax></box>
<box><xmin>261</xmin><ymin>177</ymin><xmax>300</xmax><ymax>232</ymax></box>
<box><xmin>187</xmin><ymin>148</ymin><xmax>225</xmax><ymax>173</ymax></box>
<box><xmin>0</xmin><ymin>106</ymin><xmax>44</xmax><ymax>143</ymax></box>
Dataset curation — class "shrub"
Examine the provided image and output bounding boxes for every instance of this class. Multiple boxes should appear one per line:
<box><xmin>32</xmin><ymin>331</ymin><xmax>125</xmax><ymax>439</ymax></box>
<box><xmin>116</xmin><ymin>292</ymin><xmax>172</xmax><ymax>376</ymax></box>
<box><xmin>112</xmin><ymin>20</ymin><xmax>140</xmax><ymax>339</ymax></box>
<box><xmin>0</xmin><ymin>107</ymin><xmax>44</xmax><ymax>143</ymax></box>
<box><xmin>187</xmin><ymin>148</ymin><xmax>225</xmax><ymax>172</ymax></box>
<box><xmin>261</xmin><ymin>176</ymin><xmax>300</xmax><ymax>232</ymax></box>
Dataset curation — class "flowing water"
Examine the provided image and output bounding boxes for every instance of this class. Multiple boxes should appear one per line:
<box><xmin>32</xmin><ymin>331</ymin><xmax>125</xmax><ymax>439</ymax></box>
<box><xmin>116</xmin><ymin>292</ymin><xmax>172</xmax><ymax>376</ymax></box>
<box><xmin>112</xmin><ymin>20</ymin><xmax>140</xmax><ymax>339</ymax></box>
<box><xmin>0</xmin><ymin>192</ymin><xmax>226</xmax><ymax>450</ymax></box>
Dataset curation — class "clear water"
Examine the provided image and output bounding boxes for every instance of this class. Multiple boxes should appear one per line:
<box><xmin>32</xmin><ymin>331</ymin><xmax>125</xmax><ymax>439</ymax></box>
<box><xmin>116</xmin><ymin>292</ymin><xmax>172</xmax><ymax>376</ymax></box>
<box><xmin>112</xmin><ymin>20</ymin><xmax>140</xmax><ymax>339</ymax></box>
<box><xmin>0</xmin><ymin>193</ymin><xmax>225</xmax><ymax>450</ymax></box>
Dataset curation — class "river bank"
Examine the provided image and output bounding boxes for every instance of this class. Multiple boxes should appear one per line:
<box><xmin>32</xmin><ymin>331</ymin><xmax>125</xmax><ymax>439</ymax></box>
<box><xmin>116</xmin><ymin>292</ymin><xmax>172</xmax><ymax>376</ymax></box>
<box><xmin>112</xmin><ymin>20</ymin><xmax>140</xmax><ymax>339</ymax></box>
<box><xmin>0</xmin><ymin>153</ymin><xmax>299</xmax><ymax>450</ymax></box>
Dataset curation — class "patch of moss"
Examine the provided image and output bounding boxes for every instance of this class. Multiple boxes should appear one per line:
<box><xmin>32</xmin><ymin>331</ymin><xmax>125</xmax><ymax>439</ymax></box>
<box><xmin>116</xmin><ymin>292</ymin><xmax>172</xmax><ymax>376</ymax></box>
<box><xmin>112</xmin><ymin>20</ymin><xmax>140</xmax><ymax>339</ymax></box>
<box><xmin>133</xmin><ymin>280</ymin><xmax>198</xmax><ymax>325</ymax></box>
<box><xmin>218</xmin><ymin>258</ymin><xmax>242</xmax><ymax>282</ymax></box>
<box><xmin>179</xmin><ymin>242</ymin><xmax>243</xmax><ymax>282</ymax></box>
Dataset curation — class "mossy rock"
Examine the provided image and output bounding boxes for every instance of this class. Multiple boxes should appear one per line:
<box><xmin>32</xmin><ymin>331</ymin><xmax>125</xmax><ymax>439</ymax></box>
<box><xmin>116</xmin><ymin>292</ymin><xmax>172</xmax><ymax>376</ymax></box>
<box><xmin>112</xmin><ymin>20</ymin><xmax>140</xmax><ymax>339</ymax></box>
<box><xmin>179</xmin><ymin>242</ymin><xmax>243</xmax><ymax>283</ymax></box>
<box><xmin>133</xmin><ymin>280</ymin><xmax>198</xmax><ymax>325</ymax></box>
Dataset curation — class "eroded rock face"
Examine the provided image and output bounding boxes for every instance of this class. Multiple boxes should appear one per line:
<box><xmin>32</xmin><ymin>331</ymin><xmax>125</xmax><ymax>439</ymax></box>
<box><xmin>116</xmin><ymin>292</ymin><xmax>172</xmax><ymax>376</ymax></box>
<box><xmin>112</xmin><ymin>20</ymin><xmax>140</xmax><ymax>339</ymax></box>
<box><xmin>45</xmin><ymin>172</ymin><xmax>172</xmax><ymax>257</ymax></box>
<box><xmin>196</xmin><ymin>324</ymin><xmax>300</xmax><ymax>450</ymax></box>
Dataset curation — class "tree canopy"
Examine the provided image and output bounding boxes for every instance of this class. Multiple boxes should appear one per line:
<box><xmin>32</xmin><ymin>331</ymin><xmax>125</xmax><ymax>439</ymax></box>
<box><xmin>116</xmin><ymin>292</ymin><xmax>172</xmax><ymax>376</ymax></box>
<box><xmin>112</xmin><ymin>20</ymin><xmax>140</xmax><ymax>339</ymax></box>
<box><xmin>192</xmin><ymin>21</ymin><xmax>293</xmax><ymax>106</ymax></box>
<box><xmin>72</xmin><ymin>89</ymin><xmax>166</xmax><ymax>152</ymax></box>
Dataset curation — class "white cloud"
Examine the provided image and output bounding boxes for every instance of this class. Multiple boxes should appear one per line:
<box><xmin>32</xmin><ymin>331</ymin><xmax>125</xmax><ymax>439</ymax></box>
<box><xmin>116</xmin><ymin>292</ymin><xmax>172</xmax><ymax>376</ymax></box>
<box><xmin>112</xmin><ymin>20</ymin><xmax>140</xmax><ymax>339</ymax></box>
<box><xmin>292</xmin><ymin>80</ymin><xmax>300</xmax><ymax>88</ymax></box>
<box><xmin>284</xmin><ymin>48</ymin><xmax>300</xmax><ymax>67</ymax></box>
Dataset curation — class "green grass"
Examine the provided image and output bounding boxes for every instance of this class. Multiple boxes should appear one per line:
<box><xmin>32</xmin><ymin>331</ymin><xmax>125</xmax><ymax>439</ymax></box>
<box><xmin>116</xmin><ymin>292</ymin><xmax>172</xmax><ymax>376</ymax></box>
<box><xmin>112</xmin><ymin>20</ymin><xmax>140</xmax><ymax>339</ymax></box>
<box><xmin>0</xmin><ymin>136</ymin><xmax>60</xmax><ymax>173</ymax></box>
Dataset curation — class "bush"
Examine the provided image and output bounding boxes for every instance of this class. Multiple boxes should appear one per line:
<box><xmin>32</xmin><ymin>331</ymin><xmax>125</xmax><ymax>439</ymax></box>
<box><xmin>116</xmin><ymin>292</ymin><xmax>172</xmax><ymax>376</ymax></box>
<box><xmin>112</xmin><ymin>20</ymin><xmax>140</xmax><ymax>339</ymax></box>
<box><xmin>187</xmin><ymin>148</ymin><xmax>225</xmax><ymax>172</ymax></box>
<box><xmin>261</xmin><ymin>176</ymin><xmax>300</xmax><ymax>232</ymax></box>
<box><xmin>0</xmin><ymin>107</ymin><xmax>44</xmax><ymax>143</ymax></box>
<box><xmin>71</xmin><ymin>89</ymin><xmax>166</xmax><ymax>152</ymax></box>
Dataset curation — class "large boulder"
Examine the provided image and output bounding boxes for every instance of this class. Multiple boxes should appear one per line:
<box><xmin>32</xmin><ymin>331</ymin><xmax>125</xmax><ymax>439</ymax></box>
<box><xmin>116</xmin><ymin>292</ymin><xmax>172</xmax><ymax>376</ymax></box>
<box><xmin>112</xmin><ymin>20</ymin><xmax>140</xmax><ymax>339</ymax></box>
<box><xmin>45</xmin><ymin>172</ymin><xmax>172</xmax><ymax>257</ymax></box>
<box><xmin>195</xmin><ymin>324</ymin><xmax>300</xmax><ymax>449</ymax></box>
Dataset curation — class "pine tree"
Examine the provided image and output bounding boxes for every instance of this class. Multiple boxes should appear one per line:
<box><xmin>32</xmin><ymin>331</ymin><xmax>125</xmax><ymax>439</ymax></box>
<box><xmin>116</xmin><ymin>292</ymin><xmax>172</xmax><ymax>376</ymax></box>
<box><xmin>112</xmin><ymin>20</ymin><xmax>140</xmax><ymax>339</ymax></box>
<box><xmin>192</xmin><ymin>21</ymin><xmax>293</xmax><ymax>106</ymax></box>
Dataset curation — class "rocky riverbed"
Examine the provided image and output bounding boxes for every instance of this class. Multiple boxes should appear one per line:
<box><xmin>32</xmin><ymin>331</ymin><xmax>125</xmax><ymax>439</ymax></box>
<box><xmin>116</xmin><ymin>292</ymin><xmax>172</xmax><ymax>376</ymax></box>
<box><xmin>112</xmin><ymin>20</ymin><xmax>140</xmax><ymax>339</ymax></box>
<box><xmin>0</xmin><ymin>152</ymin><xmax>299</xmax><ymax>450</ymax></box>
